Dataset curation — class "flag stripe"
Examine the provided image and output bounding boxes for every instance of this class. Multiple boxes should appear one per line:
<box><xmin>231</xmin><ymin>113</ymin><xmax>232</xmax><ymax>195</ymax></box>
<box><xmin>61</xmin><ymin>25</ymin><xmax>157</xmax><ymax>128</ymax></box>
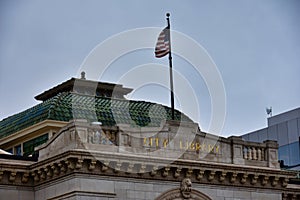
<box><xmin>155</xmin><ymin>27</ymin><xmax>170</xmax><ymax>58</ymax></box>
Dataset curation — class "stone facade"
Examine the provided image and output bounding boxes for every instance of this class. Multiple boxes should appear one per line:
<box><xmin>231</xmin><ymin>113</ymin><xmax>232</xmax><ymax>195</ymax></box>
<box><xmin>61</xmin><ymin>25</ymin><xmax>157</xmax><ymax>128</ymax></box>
<box><xmin>0</xmin><ymin>119</ymin><xmax>299</xmax><ymax>200</ymax></box>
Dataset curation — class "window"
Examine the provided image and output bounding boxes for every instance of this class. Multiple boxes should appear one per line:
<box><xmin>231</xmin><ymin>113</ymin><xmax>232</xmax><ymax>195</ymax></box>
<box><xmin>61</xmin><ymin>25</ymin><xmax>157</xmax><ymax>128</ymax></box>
<box><xmin>278</xmin><ymin>145</ymin><xmax>290</xmax><ymax>166</ymax></box>
<box><xmin>23</xmin><ymin>134</ymin><xmax>48</xmax><ymax>156</ymax></box>
<box><xmin>15</xmin><ymin>145</ymin><xmax>22</xmax><ymax>156</ymax></box>
<box><xmin>279</xmin><ymin>141</ymin><xmax>300</xmax><ymax>167</ymax></box>
<box><xmin>289</xmin><ymin>141</ymin><xmax>300</xmax><ymax>166</ymax></box>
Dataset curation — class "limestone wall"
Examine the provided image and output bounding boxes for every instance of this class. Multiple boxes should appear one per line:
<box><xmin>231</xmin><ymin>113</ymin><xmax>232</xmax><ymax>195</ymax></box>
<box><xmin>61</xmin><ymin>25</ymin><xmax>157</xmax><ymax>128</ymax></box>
<box><xmin>31</xmin><ymin>175</ymin><xmax>282</xmax><ymax>200</ymax></box>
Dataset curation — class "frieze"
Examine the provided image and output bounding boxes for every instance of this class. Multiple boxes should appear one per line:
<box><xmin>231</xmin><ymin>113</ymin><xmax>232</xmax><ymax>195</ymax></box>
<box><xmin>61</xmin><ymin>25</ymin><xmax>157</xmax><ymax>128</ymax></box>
<box><xmin>143</xmin><ymin>137</ymin><xmax>220</xmax><ymax>154</ymax></box>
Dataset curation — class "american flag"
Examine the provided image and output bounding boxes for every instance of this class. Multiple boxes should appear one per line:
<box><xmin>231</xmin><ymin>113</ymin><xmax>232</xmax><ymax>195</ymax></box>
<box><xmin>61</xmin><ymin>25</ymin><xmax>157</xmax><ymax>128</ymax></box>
<box><xmin>155</xmin><ymin>27</ymin><xmax>170</xmax><ymax>58</ymax></box>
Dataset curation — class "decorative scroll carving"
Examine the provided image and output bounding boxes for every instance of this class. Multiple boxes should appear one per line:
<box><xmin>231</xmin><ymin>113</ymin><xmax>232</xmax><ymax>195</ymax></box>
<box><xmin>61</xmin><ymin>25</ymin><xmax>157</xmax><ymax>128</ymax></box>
<box><xmin>58</xmin><ymin>162</ymin><xmax>67</xmax><ymax>173</ymax></box>
<box><xmin>126</xmin><ymin>163</ymin><xmax>134</xmax><ymax>174</ymax></box>
<box><xmin>282</xmin><ymin>177</ymin><xmax>289</xmax><ymax>187</ymax></box>
<box><xmin>101</xmin><ymin>161</ymin><xmax>109</xmax><ymax>172</ymax></box>
<box><xmin>186</xmin><ymin>168</ymin><xmax>193</xmax><ymax>178</ymax></box>
<box><xmin>219</xmin><ymin>171</ymin><xmax>227</xmax><ymax>182</ymax></box>
<box><xmin>196</xmin><ymin>170</ymin><xmax>204</xmax><ymax>180</ymax></box>
<box><xmin>9</xmin><ymin>171</ymin><xmax>16</xmax><ymax>182</ymax></box>
<box><xmin>31</xmin><ymin>171</ymin><xmax>39</xmax><ymax>182</ymax></box>
<box><xmin>282</xmin><ymin>193</ymin><xmax>288</xmax><ymax>200</ymax></box>
<box><xmin>240</xmin><ymin>173</ymin><xmax>247</xmax><ymax>184</ymax></box>
<box><xmin>88</xmin><ymin>160</ymin><xmax>97</xmax><ymax>171</ymax></box>
<box><xmin>21</xmin><ymin>172</ymin><xmax>29</xmax><ymax>183</ymax></box>
<box><xmin>113</xmin><ymin>162</ymin><xmax>121</xmax><ymax>173</ymax></box>
<box><xmin>174</xmin><ymin>168</ymin><xmax>181</xmax><ymax>178</ymax></box>
<box><xmin>150</xmin><ymin>166</ymin><xmax>158</xmax><ymax>176</ymax></box>
<box><xmin>230</xmin><ymin>172</ymin><xmax>237</xmax><ymax>183</ymax></box>
<box><xmin>271</xmin><ymin>176</ymin><xmax>279</xmax><ymax>187</ymax></box>
<box><xmin>139</xmin><ymin>164</ymin><xmax>146</xmax><ymax>174</ymax></box>
<box><xmin>51</xmin><ymin>163</ymin><xmax>60</xmax><ymax>175</ymax></box>
<box><xmin>162</xmin><ymin>167</ymin><xmax>170</xmax><ymax>177</ymax></box>
<box><xmin>45</xmin><ymin>166</ymin><xmax>53</xmax><ymax>178</ymax></box>
<box><xmin>208</xmin><ymin>171</ymin><xmax>215</xmax><ymax>182</ymax></box>
<box><xmin>75</xmin><ymin>159</ymin><xmax>83</xmax><ymax>169</ymax></box>
<box><xmin>262</xmin><ymin>176</ymin><xmax>269</xmax><ymax>186</ymax></box>
<box><xmin>65</xmin><ymin>160</ymin><xmax>75</xmax><ymax>170</ymax></box>
<box><xmin>251</xmin><ymin>174</ymin><xmax>259</xmax><ymax>185</ymax></box>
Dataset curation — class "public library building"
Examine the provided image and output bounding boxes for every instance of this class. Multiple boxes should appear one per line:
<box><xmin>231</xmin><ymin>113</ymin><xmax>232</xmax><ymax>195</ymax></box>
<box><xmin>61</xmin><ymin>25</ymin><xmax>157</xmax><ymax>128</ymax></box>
<box><xmin>0</xmin><ymin>76</ymin><xmax>299</xmax><ymax>200</ymax></box>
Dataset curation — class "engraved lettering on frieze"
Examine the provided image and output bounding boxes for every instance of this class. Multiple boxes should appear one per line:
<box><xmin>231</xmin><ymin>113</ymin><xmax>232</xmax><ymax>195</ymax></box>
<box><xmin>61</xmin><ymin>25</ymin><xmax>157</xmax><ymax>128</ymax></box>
<box><xmin>143</xmin><ymin>137</ymin><xmax>220</xmax><ymax>154</ymax></box>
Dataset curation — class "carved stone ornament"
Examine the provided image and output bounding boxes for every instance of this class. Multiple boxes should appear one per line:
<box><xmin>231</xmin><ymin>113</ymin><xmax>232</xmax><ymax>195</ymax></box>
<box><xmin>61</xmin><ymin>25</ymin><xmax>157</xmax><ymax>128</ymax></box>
<box><xmin>155</xmin><ymin>184</ymin><xmax>212</xmax><ymax>200</ymax></box>
<box><xmin>180</xmin><ymin>178</ymin><xmax>192</xmax><ymax>199</ymax></box>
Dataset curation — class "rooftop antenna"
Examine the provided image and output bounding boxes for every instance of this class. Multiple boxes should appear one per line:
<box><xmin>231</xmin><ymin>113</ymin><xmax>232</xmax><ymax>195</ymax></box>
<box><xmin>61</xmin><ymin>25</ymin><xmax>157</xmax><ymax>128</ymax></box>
<box><xmin>266</xmin><ymin>106</ymin><xmax>272</xmax><ymax>117</ymax></box>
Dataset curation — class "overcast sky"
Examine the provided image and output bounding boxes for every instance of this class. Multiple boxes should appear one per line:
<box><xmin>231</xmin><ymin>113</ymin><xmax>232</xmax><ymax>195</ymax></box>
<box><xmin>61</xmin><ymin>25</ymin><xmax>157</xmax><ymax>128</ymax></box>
<box><xmin>0</xmin><ymin>0</ymin><xmax>299</xmax><ymax>137</ymax></box>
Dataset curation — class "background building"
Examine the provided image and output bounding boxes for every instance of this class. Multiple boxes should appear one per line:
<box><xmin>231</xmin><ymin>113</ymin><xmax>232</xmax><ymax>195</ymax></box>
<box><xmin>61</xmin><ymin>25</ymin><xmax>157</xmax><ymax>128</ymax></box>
<box><xmin>242</xmin><ymin>108</ymin><xmax>300</xmax><ymax>169</ymax></box>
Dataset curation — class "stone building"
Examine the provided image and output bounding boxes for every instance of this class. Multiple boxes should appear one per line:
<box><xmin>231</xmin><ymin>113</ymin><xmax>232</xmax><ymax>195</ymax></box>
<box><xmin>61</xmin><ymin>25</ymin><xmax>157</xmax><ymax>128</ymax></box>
<box><xmin>0</xmin><ymin>76</ymin><xmax>299</xmax><ymax>200</ymax></box>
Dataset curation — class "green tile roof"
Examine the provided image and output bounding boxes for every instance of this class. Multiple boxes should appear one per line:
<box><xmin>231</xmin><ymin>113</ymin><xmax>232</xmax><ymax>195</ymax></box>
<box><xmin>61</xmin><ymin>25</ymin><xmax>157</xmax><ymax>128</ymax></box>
<box><xmin>0</xmin><ymin>92</ymin><xmax>192</xmax><ymax>139</ymax></box>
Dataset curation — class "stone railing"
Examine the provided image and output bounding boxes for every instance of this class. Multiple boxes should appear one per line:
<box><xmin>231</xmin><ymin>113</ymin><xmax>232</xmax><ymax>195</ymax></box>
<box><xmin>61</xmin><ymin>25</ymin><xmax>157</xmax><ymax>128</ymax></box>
<box><xmin>243</xmin><ymin>144</ymin><xmax>265</xmax><ymax>161</ymax></box>
<box><xmin>37</xmin><ymin>120</ymin><xmax>280</xmax><ymax>169</ymax></box>
<box><xmin>229</xmin><ymin>136</ymin><xmax>279</xmax><ymax>168</ymax></box>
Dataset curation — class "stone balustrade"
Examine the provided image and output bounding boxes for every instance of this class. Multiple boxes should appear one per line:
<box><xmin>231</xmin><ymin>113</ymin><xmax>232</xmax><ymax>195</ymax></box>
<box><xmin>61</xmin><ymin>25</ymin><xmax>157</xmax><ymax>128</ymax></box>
<box><xmin>37</xmin><ymin>119</ymin><xmax>280</xmax><ymax>169</ymax></box>
<box><xmin>229</xmin><ymin>136</ymin><xmax>279</xmax><ymax>168</ymax></box>
<box><xmin>243</xmin><ymin>145</ymin><xmax>265</xmax><ymax>161</ymax></box>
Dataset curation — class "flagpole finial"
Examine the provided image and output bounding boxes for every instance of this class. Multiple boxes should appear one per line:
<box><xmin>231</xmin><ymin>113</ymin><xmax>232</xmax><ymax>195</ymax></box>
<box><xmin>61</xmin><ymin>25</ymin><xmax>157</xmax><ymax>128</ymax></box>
<box><xmin>166</xmin><ymin>13</ymin><xmax>170</xmax><ymax>18</ymax></box>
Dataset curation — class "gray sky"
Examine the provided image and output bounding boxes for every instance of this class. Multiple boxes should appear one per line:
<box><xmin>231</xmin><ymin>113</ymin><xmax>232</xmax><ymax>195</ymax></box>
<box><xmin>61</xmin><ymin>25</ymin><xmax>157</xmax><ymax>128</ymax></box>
<box><xmin>1</xmin><ymin>0</ymin><xmax>299</xmax><ymax>137</ymax></box>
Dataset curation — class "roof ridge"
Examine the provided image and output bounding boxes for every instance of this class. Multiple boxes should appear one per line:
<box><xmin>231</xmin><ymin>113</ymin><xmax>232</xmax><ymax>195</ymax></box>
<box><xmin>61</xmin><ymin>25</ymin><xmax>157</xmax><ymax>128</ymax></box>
<box><xmin>46</xmin><ymin>92</ymin><xmax>68</xmax><ymax>119</ymax></box>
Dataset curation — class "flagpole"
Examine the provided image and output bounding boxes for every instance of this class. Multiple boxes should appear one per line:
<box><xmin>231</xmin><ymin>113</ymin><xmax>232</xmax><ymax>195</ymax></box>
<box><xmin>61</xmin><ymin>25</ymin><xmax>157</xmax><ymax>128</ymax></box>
<box><xmin>166</xmin><ymin>13</ymin><xmax>175</xmax><ymax>120</ymax></box>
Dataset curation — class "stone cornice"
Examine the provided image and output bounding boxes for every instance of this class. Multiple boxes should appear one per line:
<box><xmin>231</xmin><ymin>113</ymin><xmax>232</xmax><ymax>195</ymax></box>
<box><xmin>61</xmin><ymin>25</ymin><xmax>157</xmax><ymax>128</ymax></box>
<box><xmin>0</xmin><ymin>149</ymin><xmax>295</xmax><ymax>191</ymax></box>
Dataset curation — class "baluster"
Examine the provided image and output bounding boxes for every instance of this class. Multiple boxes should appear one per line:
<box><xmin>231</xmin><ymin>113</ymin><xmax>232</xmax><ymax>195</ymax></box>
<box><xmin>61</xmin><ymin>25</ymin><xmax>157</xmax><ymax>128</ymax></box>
<box><xmin>257</xmin><ymin>148</ymin><xmax>262</xmax><ymax>160</ymax></box>
<box><xmin>244</xmin><ymin>147</ymin><xmax>248</xmax><ymax>159</ymax></box>
<box><xmin>261</xmin><ymin>148</ymin><xmax>265</xmax><ymax>161</ymax></box>
<box><xmin>247</xmin><ymin>147</ymin><xmax>252</xmax><ymax>160</ymax></box>
<box><xmin>252</xmin><ymin>147</ymin><xmax>257</xmax><ymax>160</ymax></box>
